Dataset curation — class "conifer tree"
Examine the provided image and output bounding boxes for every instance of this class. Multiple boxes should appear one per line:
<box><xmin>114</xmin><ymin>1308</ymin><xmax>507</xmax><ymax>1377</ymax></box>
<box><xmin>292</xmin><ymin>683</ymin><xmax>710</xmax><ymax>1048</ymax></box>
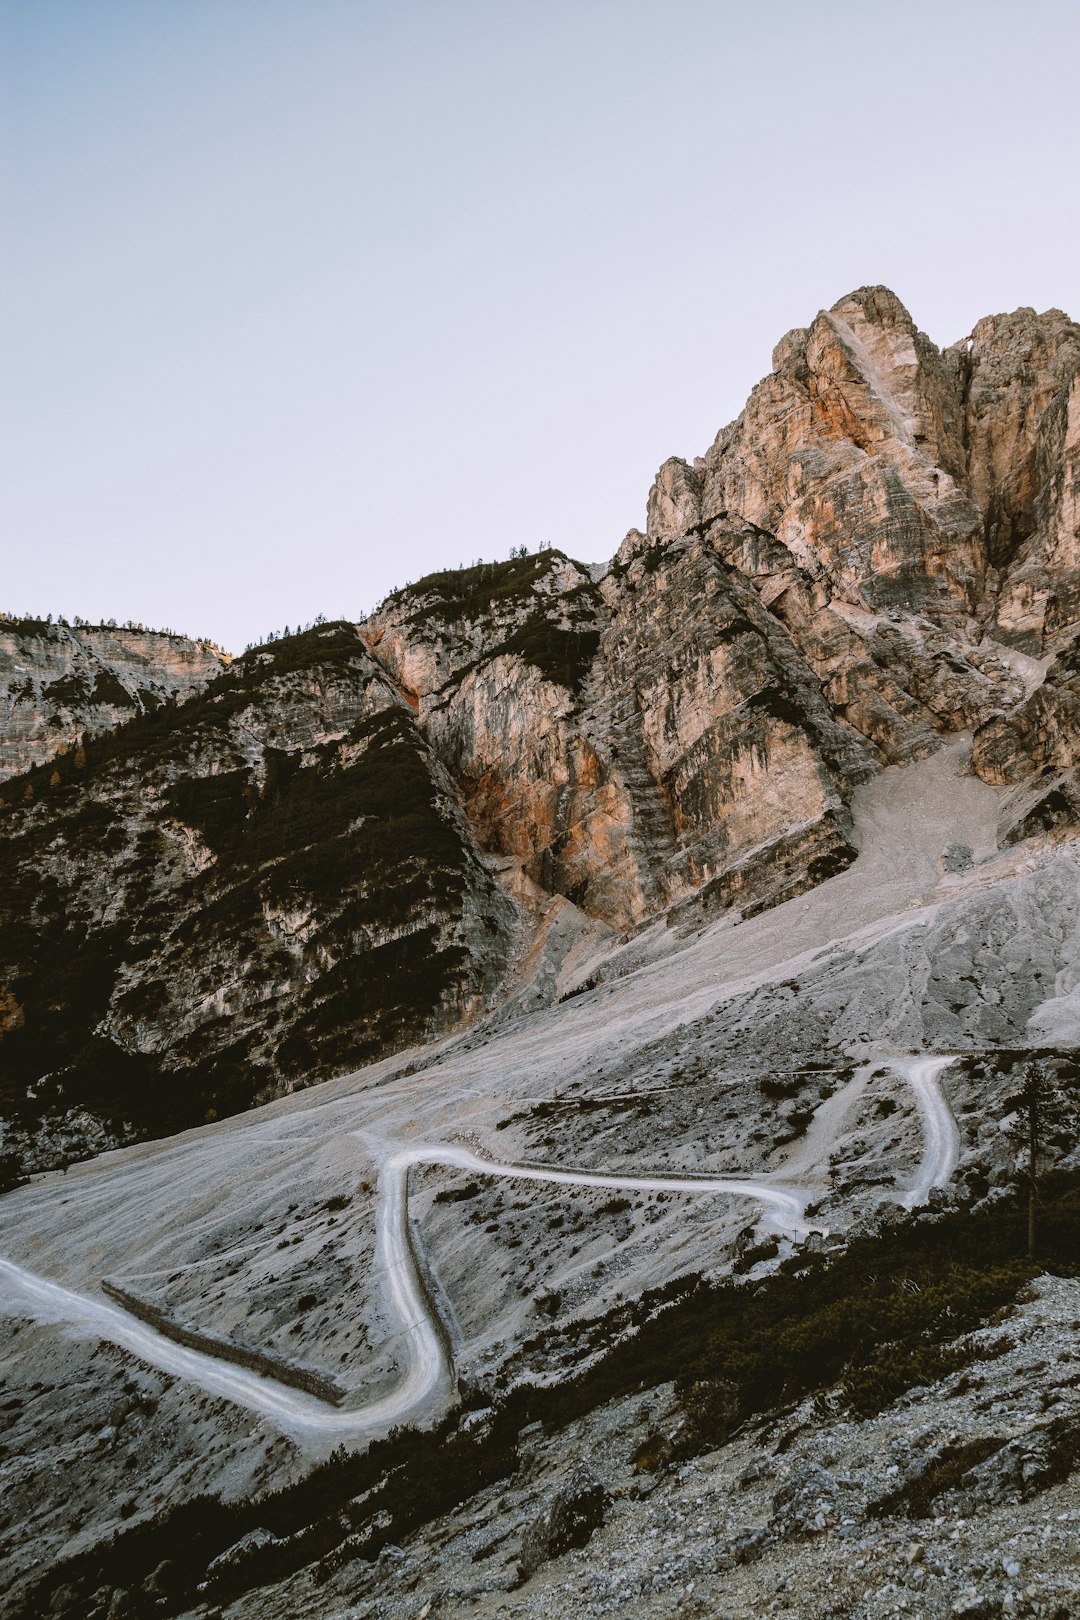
<box><xmin>1002</xmin><ymin>1058</ymin><xmax>1078</xmax><ymax>1257</ymax></box>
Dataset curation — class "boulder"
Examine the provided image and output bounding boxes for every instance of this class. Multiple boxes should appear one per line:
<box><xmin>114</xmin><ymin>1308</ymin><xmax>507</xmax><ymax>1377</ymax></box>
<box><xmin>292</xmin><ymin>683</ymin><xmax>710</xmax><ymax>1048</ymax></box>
<box><xmin>517</xmin><ymin>1460</ymin><xmax>609</xmax><ymax>1579</ymax></box>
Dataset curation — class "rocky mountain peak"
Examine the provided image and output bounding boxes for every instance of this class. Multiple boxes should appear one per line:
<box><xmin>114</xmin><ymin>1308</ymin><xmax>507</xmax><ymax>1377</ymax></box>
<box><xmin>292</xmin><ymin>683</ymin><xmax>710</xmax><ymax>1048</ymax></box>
<box><xmin>646</xmin><ymin>456</ymin><xmax>702</xmax><ymax>540</ymax></box>
<box><xmin>1</xmin><ymin>285</ymin><xmax>1078</xmax><ymax>1174</ymax></box>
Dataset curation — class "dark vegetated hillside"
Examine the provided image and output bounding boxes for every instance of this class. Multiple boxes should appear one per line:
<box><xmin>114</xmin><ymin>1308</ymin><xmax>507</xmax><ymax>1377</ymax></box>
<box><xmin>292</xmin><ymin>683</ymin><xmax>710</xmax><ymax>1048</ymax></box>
<box><xmin>0</xmin><ymin>624</ymin><xmax>509</xmax><ymax>1163</ymax></box>
<box><xmin>382</xmin><ymin>552</ymin><xmax>605</xmax><ymax>694</ymax></box>
<box><xmin>0</xmin><ymin>622</ymin><xmax>367</xmax><ymax>799</ymax></box>
<box><xmin>383</xmin><ymin>553</ymin><xmax>558</xmax><ymax>626</ymax></box>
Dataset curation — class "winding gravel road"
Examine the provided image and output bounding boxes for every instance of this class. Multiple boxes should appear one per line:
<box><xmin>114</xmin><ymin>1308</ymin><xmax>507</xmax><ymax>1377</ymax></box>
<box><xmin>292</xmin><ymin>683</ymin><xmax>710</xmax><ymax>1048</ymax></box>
<box><xmin>0</xmin><ymin>1146</ymin><xmax>811</xmax><ymax>1440</ymax></box>
<box><xmin>895</xmin><ymin>1055</ymin><xmax>962</xmax><ymax>1208</ymax></box>
<box><xmin>0</xmin><ymin>1254</ymin><xmax>352</xmax><ymax>1433</ymax></box>
<box><xmin>0</xmin><ymin>1059</ymin><xmax>959</xmax><ymax>1441</ymax></box>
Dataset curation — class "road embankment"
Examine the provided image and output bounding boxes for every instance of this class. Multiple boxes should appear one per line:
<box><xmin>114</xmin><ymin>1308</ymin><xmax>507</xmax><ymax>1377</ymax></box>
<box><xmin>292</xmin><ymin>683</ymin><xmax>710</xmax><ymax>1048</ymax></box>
<box><xmin>100</xmin><ymin>1278</ymin><xmax>345</xmax><ymax>1406</ymax></box>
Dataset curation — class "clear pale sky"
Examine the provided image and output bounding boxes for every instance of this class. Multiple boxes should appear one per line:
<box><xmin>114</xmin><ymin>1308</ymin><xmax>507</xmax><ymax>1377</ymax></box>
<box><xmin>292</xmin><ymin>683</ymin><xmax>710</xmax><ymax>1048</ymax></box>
<box><xmin>3</xmin><ymin>0</ymin><xmax>1079</xmax><ymax>652</ymax></box>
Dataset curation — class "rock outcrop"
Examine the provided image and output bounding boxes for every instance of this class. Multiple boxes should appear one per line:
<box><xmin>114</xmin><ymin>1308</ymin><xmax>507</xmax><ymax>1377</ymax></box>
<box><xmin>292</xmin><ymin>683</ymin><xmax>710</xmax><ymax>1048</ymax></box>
<box><xmin>596</xmin><ymin>526</ymin><xmax>872</xmax><ymax>916</ymax></box>
<box><xmin>0</xmin><ymin>623</ymin><xmax>515</xmax><ymax>1166</ymax></box>
<box><xmin>972</xmin><ymin>629</ymin><xmax>1080</xmax><ymax>841</ymax></box>
<box><xmin>0</xmin><ymin>618</ymin><xmax>228</xmax><ymax>780</ymax></box>
<box><xmin>357</xmin><ymin>288</ymin><xmax>1080</xmax><ymax>943</ymax></box>
<box><xmin>954</xmin><ymin>306</ymin><xmax>1080</xmax><ymax>645</ymax></box>
<box><xmin>517</xmin><ymin>1460</ymin><xmax>610</xmax><ymax>1579</ymax></box>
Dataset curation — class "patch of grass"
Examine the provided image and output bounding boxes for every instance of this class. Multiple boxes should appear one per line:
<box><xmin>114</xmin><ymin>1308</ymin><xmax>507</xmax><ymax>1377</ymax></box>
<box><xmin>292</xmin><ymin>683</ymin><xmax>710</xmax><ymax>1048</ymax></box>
<box><xmin>0</xmin><ymin>1150</ymin><xmax>28</xmax><ymax>1196</ymax></box>
<box><xmin>164</xmin><ymin>770</ymin><xmax>251</xmax><ymax>854</ymax></box>
<box><xmin>534</xmin><ymin>1171</ymin><xmax>1079</xmax><ymax>1450</ymax></box>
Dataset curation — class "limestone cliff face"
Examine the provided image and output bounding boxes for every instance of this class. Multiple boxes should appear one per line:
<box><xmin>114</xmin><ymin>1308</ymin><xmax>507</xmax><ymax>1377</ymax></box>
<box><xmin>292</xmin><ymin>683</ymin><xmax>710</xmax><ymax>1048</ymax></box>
<box><xmin>640</xmin><ymin>287</ymin><xmax>1079</xmax><ymax>804</ymax></box>
<box><xmin>3</xmin><ymin>284</ymin><xmax>1079</xmax><ymax>1171</ymax></box>
<box><xmin>953</xmin><ymin>308</ymin><xmax>1080</xmax><ymax>645</ymax></box>
<box><xmin>362</xmin><ymin>540</ymin><xmax>874</xmax><ymax>933</ymax></box>
<box><xmin>971</xmin><ymin>631</ymin><xmax>1080</xmax><ymax>840</ymax></box>
<box><xmin>671</xmin><ymin>290</ymin><xmax>1080</xmax><ymax>759</ymax></box>
<box><xmin>362</xmin><ymin>554</ymin><xmax>655</xmax><ymax>930</ymax></box>
<box><xmin>0</xmin><ymin>619</ymin><xmax>227</xmax><ymax>780</ymax></box>
<box><xmin>694</xmin><ymin>287</ymin><xmax>985</xmax><ymax>623</ymax></box>
<box><xmin>596</xmin><ymin>529</ymin><xmax>874</xmax><ymax>914</ymax></box>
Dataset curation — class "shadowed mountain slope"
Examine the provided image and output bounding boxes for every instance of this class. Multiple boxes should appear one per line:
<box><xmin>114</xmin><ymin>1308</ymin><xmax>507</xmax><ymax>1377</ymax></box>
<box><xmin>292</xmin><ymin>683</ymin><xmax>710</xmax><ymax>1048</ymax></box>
<box><xmin>0</xmin><ymin>623</ymin><xmax>514</xmax><ymax>1170</ymax></box>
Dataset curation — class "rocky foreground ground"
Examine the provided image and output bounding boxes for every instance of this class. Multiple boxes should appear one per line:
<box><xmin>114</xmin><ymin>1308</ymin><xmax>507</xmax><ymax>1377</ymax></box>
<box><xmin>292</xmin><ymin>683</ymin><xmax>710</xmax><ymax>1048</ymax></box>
<box><xmin>220</xmin><ymin>1275</ymin><xmax>1079</xmax><ymax>1620</ymax></box>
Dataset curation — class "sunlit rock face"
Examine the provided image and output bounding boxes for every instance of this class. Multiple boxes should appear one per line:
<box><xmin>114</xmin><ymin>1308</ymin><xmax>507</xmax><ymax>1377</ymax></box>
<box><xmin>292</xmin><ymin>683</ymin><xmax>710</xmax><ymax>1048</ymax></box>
<box><xmin>697</xmin><ymin>286</ymin><xmax>986</xmax><ymax>621</ymax></box>
<box><xmin>361</xmin><ymin>536</ymin><xmax>872</xmax><ymax>934</ymax></box>
<box><xmin>692</xmin><ymin>285</ymin><xmax>1079</xmax><ymax>665</ymax></box>
<box><xmin>595</xmin><ymin>529</ymin><xmax>873</xmax><ymax>915</ymax></box>
<box><xmin>954</xmin><ymin>307</ymin><xmax>1080</xmax><ymax>646</ymax></box>
<box><xmin>3</xmin><ymin>285</ymin><xmax>1079</xmax><ymax>1169</ymax></box>
<box><xmin>971</xmin><ymin>629</ymin><xmax>1080</xmax><ymax>841</ymax></box>
<box><xmin>0</xmin><ymin>624</ymin><xmax>516</xmax><ymax>1167</ymax></box>
<box><xmin>357</xmin><ymin>288</ymin><xmax>1078</xmax><ymax>935</ymax></box>
<box><xmin>362</xmin><ymin>552</ymin><xmax>651</xmax><ymax>930</ymax></box>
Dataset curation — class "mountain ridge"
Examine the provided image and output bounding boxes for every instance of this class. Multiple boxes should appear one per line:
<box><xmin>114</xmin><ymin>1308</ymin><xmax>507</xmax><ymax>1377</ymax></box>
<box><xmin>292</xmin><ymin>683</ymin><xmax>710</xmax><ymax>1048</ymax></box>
<box><xmin>1</xmin><ymin>285</ymin><xmax>1079</xmax><ymax>1175</ymax></box>
<box><xmin>1</xmin><ymin>285</ymin><xmax>1079</xmax><ymax>1620</ymax></box>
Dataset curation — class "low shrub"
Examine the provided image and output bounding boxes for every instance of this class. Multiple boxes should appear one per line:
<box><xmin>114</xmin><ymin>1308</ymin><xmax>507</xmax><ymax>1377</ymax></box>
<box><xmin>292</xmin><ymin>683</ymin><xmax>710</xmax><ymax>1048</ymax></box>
<box><xmin>434</xmin><ymin>1181</ymin><xmax>481</xmax><ymax>1204</ymax></box>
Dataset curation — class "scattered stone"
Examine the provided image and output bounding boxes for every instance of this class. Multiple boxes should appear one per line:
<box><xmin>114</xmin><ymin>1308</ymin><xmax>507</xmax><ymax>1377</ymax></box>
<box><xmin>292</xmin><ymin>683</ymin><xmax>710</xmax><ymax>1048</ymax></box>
<box><xmin>205</xmin><ymin>1527</ymin><xmax>282</xmax><ymax>1578</ymax></box>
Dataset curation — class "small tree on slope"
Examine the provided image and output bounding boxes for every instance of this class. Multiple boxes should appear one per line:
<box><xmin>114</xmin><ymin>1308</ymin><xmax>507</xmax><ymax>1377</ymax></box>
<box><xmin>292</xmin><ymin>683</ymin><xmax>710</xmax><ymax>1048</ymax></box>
<box><xmin>1001</xmin><ymin>1057</ymin><xmax>1078</xmax><ymax>1258</ymax></box>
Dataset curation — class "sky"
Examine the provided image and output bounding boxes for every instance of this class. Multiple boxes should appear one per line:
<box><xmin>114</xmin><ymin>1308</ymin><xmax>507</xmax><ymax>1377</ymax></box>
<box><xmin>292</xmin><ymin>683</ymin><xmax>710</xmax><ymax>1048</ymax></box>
<box><xmin>2</xmin><ymin>0</ymin><xmax>1079</xmax><ymax>653</ymax></box>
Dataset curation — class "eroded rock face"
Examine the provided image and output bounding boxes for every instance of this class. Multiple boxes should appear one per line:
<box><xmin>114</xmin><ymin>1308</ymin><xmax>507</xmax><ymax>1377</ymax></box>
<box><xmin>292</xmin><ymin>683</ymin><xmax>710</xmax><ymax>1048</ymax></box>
<box><xmin>636</xmin><ymin>287</ymin><xmax>1079</xmax><ymax>829</ymax></box>
<box><xmin>972</xmin><ymin>631</ymin><xmax>1080</xmax><ymax>841</ymax></box>
<box><xmin>361</xmin><ymin>536</ymin><xmax>877</xmax><ymax>934</ymax></box>
<box><xmin>951</xmin><ymin>308</ymin><xmax>1080</xmax><ymax>645</ymax></box>
<box><xmin>597</xmin><ymin>530</ymin><xmax>873</xmax><ymax>908</ymax></box>
<box><xmin>647</xmin><ymin>456</ymin><xmax>702</xmax><ymax>541</ymax></box>
<box><xmin>350</xmin><ymin>289</ymin><xmax>1079</xmax><ymax>939</ymax></box>
<box><xmin>363</xmin><ymin>554</ymin><xmax>651</xmax><ymax>928</ymax></box>
<box><xmin>0</xmin><ymin>623</ymin><xmax>515</xmax><ymax>1165</ymax></box>
<box><xmin>0</xmin><ymin>619</ymin><xmax>228</xmax><ymax>780</ymax></box>
<box><xmin>3</xmin><ymin>285</ymin><xmax>1079</xmax><ymax>1167</ymax></box>
<box><xmin>698</xmin><ymin>286</ymin><xmax>986</xmax><ymax>623</ymax></box>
